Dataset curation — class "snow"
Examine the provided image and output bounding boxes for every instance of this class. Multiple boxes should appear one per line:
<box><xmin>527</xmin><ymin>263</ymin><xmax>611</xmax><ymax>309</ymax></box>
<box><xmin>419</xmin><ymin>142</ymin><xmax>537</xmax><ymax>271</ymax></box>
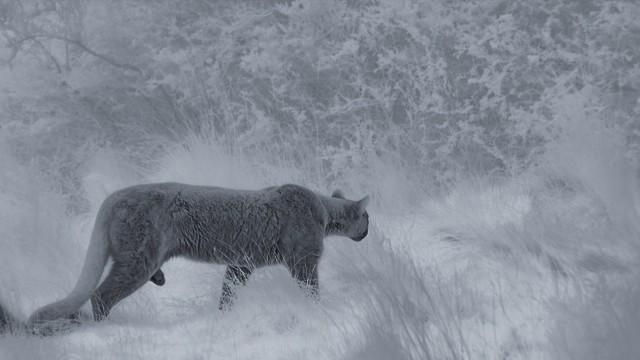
<box><xmin>1</xmin><ymin>129</ymin><xmax>638</xmax><ymax>359</ymax></box>
<box><xmin>1</xmin><ymin>0</ymin><xmax>640</xmax><ymax>359</ymax></box>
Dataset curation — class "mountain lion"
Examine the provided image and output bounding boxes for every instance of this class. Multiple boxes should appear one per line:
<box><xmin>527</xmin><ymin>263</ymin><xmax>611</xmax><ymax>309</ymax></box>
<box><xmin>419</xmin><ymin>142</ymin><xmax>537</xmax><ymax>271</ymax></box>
<box><xmin>26</xmin><ymin>183</ymin><xmax>370</xmax><ymax>327</ymax></box>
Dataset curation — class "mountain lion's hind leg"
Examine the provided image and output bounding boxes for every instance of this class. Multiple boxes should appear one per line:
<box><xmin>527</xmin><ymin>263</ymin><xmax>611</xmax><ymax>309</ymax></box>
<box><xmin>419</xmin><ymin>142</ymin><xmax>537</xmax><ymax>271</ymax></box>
<box><xmin>218</xmin><ymin>266</ymin><xmax>252</xmax><ymax>311</ymax></box>
<box><xmin>90</xmin><ymin>260</ymin><xmax>156</xmax><ymax>321</ymax></box>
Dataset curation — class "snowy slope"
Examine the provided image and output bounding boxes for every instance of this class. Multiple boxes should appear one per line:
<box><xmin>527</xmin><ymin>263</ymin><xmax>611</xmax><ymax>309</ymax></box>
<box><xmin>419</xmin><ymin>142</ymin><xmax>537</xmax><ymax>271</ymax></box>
<box><xmin>1</xmin><ymin>1</ymin><xmax>640</xmax><ymax>359</ymax></box>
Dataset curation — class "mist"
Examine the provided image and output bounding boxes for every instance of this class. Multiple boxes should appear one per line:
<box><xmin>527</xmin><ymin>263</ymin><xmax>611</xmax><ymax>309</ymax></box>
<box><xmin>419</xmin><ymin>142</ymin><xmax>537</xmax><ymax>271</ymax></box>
<box><xmin>1</xmin><ymin>1</ymin><xmax>639</xmax><ymax>359</ymax></box>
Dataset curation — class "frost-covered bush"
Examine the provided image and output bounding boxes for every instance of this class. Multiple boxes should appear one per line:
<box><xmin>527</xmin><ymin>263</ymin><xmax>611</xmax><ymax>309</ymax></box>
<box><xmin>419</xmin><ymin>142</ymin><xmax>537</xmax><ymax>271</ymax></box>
<box><xmin>2</xmin><ymin>0</ymin><xmax>639</xmax><ymax>192</ymax></box>
<box><xmin>1</xmin><ymin>1</ymin><xmax>640</xmax><ymax>359</ymax></box>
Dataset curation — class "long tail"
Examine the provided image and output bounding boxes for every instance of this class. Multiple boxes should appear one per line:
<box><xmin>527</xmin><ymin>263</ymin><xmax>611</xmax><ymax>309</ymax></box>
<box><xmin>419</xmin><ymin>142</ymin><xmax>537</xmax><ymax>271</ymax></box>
<box><xmin>27</xmin><ymin>210</ymin><xmax>110</xmax><ymax>326</ymax></box>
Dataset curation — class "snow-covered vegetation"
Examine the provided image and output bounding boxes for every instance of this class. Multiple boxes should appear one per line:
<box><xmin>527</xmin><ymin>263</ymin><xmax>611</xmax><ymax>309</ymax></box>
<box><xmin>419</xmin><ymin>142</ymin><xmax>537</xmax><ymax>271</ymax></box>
<box><xmin>1</xmin><ymin>0</ymin><xmax>639</xmax><ymax>358</ymax></box>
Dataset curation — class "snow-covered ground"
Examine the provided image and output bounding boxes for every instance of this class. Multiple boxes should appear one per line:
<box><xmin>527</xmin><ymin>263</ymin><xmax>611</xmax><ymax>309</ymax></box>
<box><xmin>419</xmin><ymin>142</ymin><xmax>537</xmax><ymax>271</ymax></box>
<box><xmin>1</xmin><ymin>1</ymin><xmax>640</xmax><ymax>359</ymax></box>
<box><xmin>1</xmin><ymin>119</ymin><xmax>639</xmax><ymax>359</ymax></box>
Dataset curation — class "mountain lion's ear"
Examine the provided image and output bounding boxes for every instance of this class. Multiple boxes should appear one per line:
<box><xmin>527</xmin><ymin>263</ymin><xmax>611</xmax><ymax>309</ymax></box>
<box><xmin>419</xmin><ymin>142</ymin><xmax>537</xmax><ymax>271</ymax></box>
<box><xmin>332</xmin><ymin>189</ymin><xmax>345</xmax><ymax>199</ymax></box>
<box><xmin>356</xmin><ymin>195</ymin><xmax>370</xmax><ymax>214</ymax></box>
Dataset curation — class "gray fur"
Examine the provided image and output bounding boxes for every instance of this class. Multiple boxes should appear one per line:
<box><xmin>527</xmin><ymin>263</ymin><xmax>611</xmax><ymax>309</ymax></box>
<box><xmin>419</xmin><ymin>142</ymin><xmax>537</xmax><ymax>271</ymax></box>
<box><xmin>28</xmin><ymin>183</ymin><xmax>370</xmax><ymax>326</ymax></box>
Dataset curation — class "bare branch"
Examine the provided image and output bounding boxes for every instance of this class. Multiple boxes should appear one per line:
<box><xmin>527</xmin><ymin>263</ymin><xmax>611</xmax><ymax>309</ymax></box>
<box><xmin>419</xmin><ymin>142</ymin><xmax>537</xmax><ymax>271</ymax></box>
<box><xmin>1</xmin><ymin>29</ymin><xmax>144</xmax><ymax>75</ymax></box>
<box><xmin>48</xmin><ymin>34</ymin><xmax>143</xmax><ymax>74</ymax></box>
<box><xmin>5</xmin><ymin>34</ymin><xmax>37</xmax><ymax>65</ymax></box>
<box><xmin>30</xmin><ymin>38</ymin><xmax>62</xmax><ymax>73</ymax></box>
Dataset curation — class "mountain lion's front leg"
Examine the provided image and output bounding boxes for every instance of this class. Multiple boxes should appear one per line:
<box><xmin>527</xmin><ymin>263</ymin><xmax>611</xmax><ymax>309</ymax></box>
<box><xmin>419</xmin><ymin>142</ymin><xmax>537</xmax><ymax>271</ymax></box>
<box><xmin>218</xmin><ymin>265</ymin><xmax>253</xmax><ymax>311</ymax></box>
<box><xmin>286</xmin><ymin>254</ymin><xmax>320</xmax><ymax>299</ymax></box>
